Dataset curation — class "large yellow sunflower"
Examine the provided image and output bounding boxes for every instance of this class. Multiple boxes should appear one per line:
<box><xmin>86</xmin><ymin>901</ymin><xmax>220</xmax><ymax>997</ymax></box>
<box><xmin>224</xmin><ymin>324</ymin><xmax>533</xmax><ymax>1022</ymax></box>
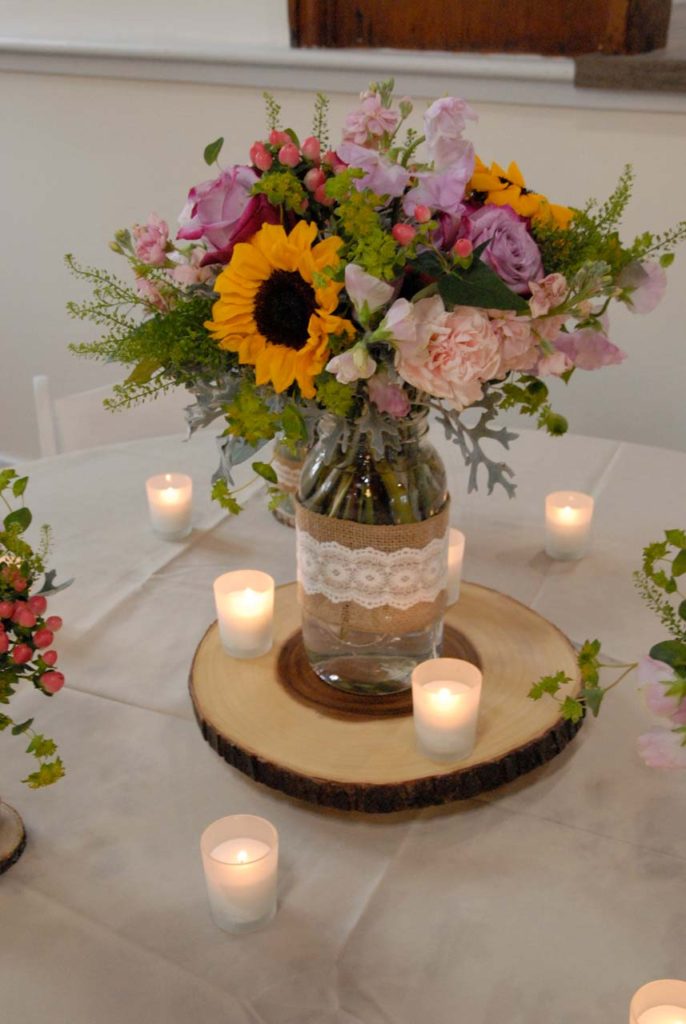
<box><xmin>205</xmin><ymin>221</ymin><xmax>354</xmax><ymax>399</ymax></box>
<box><xmin>469</xmin><ymin>157</ymin><xmax>574</xmax><ymax>230</ymax></box>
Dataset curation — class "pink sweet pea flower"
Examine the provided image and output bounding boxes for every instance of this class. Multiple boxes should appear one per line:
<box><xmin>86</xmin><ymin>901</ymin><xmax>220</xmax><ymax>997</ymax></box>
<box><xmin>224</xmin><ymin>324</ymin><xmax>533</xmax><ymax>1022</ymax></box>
<box><xmin>177</xmin><ymin>165</ymin><xmax>279</xmax><ymax>265</ymax></box>
<box><xmin>342</xmin><ymin>91</ymin><xmax>400</xmax><ymax>148</ymax></box>
<box><xmin>618</xmin><ymin>259</ymin><xmax>668</xmax><ymax>314</ymax></box>
<box><xmin>637</xmin><ymin>727</ymin><xmax>686</xmax><ymax>769</ymax></box>
<box><xmin>132</xmin><ymin>213</ymin><xmax>169</xmax><ymax>266</ymax></box>
<box><xmin>638</xmin><ymin>655</ymin><xmax>686</xmax><ymax>724</ymax></box>
<box><xmin>344</xmin><ymin>264</ymin><xmax>394</xmax><ymax>319</ymax></box>
<box><xmin>423</xmin><ymin>97</ymin><xmax>478</xmax><ymax>171</ymax></box>
<box><xmin>553</xmin><ymin>326</ymin><xmax>626</xmax><ymax>371</ymax></box>
<box><xmin>534</xmin><ymin>349</ymin><xmax>573</xmax><ymax>377</ymax></box>
<box><xmin>336</xmin><ymin>142</ymin><xmax>410</xmax><ymax>198</ymax></box>
<box><xmin>368</xmin><ymin>370</ymin><xmax>411</xmax><ymax>418</ymax></box>
<box><xmin>326</xmin><ymin>345</ymin><xmax>377</xmax><ymax>384</ymax></box>
<box><xmin>403</xmin><ymin>155</ymin><xmax>474</xmax><ymax>219</ymax></box>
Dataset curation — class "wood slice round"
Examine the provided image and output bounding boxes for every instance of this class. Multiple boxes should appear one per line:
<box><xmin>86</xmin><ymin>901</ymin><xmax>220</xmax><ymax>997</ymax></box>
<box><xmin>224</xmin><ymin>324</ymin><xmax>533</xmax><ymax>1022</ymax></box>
<box><xmin>189</xmin><ymin>582</ymin><xmax>582</xmax><ymax>813</ymax></box>
<box><xmin>0</xmin><ymin>802</ymin><xmax>26</xmax><ymax>875</ymax></box>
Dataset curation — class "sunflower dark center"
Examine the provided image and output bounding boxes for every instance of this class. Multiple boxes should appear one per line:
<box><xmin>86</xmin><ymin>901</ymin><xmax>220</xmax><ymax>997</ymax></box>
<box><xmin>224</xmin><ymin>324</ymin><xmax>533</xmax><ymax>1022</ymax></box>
<box><xmin>253</xmin><ymin>270</ymin><xmax>317</xmax><ymax>350</ymax></box>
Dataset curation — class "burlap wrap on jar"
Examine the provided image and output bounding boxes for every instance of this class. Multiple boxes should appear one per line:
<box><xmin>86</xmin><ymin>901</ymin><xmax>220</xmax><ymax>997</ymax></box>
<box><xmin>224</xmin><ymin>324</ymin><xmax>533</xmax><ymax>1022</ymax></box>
<box><xmin>295</xmin><ymin>499</ymin><xmax>450</xmax><ymax>634</ymax></box>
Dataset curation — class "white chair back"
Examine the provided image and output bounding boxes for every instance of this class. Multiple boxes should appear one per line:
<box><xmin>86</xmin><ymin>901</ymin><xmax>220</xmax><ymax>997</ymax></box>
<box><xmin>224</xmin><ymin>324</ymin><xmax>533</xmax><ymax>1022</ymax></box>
<box><xmin>32</xmin><ymin>375</ymin><xmax>190</xmax><ymax>457</ymax></box>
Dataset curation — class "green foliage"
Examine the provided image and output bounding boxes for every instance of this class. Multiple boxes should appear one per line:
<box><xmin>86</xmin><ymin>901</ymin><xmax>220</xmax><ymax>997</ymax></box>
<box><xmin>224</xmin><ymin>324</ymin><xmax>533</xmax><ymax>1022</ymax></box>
<box><xmin>438</xmin><ymin>260</ymin><xmax>529</xmax><ymax>313</ymax></box>
<box><xmin>497</xmin><ymin>376</ymin><xmax>568</xmax><ymax>437</ymax></box>
<box><xmin>211</xmin><ymin>479</ymin><xmax>243</xmax><ymax>516</ymax></box>
<box><xmin>24</xmin><ymin>757</ymin><xmax>65</xmax><ymax>789</ymax></box>
<box><xmin>280</xmin><ymin>404</ymin><xmax>309</xmax><ymax>453</ymax></box>
<box><xmin>203</xmin><ymin>137</ymin><xmax>224</xmax><ymax>166</ymax></box>
<box><xmin>312</xmin><ymin>92</ymin><xmax>330</xmax><ymax>150</ymax></box>
<box><xmin>528</xmin><ymin>638</ymin><xmax>619</xmax><ymax>722</ymax></box>
<box><xmin>252</xmin><ymin>461</ymin><xmax>278</xmax><ymax>485</ymax></box>
<box><xmin>252</xmin><ymin>171</ymin><xmax>307</xmax><ymax>213</ymax></box>
<box><xmin>224</xmin><ymin>383</ymin><xmax>279</xmax><ymax>447</ymax></box>
<box><xmin>314</xmin><ymin>374</ymin><xmax>356</xmax><ymax>417</ymax></box>
<box><xmin>633</xmin><ymin>531</ymin><xmax>686</xmax><ymax>642</ymax></box>
<box><xmin>263</xmin><ymin>91</ymin><xmax>282</xmax><ymax>132</ymax></box>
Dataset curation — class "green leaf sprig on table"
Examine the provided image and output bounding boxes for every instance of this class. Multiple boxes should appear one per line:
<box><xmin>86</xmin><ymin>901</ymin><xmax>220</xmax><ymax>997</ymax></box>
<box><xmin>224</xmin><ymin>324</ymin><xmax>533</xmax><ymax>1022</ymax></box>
<box><xmin>528</xmin><ymin>530</ymin><xmax>686</xmax><ymax>736</ymax></box>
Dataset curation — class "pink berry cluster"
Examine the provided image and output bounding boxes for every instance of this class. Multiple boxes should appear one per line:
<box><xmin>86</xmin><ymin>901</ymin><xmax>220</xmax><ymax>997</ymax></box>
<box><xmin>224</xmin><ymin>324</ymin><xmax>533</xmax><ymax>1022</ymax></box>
<box><xmin>249</xmin><ymin>130</ymin><xmax>344</xmax><ymax>209</ymax></box>
<box><xmin>0</xmin><ymin>587</ymin><xmax>64</xmax><ymax>695</ymax></box>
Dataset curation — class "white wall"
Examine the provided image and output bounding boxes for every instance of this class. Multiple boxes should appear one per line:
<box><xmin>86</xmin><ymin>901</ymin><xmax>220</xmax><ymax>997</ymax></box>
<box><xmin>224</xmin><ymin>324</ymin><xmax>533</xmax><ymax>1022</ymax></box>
<box><xmin>1</xmin><ymin>67</ymin><xmax>685</xmax><ymax>457</ymax></box>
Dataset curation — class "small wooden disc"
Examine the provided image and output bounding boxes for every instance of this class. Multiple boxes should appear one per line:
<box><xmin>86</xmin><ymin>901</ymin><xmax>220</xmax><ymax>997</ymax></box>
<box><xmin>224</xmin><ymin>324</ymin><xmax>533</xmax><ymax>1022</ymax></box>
<box><xmin>0</xmin><ymin>802</ymin><xmax>26</xmax><ymax>875</ymax></box>
<box><xmin>276</xmin><ymin>625</ymin><xmax>481</xmax><ymax>720</ymax></box>
<box><xmin>189</xmin><ymin>582</ymin><xmax>582</xmax><ymax>813</ymax></box>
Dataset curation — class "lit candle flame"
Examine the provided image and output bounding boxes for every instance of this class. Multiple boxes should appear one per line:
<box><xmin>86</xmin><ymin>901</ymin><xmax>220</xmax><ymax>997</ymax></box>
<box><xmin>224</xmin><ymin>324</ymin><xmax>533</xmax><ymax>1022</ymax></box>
<box><xmin>559</xmin><ymin>505</ymin><xmax>576</xmax><ymax>524</ymax></box>
<box><xmin>236</xmin><ymin>849</ymin><xmax>249</xmax><ymax>864</ymax></box>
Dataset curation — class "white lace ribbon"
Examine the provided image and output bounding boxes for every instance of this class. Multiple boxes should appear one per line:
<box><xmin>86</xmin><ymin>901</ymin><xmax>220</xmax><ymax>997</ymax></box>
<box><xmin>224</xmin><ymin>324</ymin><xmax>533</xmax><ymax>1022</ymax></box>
<box><xmin>297</xmin><ymin>529</ymin><xmax>448</xmax><ymax>610</ymax></box>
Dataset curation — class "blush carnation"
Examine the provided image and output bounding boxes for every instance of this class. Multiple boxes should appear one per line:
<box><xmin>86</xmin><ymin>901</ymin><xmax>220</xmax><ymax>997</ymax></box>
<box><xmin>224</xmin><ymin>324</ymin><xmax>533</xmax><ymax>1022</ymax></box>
<box><xmin>489</xmin><ymin>311</ymin><xmax>538</xmax><ymax>374</ymax></box>
<box><xmin>528</xmin><ymin>273</ymin><xmax>568</xmax><ymax>317</ymax></box>
<box><xmin>132</xmin><ymin>213</ymin><xmax>169</xmax><ymax>266</ymax></box>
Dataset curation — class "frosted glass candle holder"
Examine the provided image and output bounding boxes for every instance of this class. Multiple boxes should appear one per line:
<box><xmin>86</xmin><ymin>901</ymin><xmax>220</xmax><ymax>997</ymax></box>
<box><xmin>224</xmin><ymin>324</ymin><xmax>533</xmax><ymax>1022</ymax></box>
<box><xmin>213</xmin><ymin>570</ymin><xmax>274</xmax><ymax>659</ymax></box>
<box><xmin>630</xmin><ymin>980</ymin><xmax>686</xmax><ymax>1024</ymax></box>
<box><xmin>146</xmin><ymin>473</ymin><xmax>192</xmax><ymax>540</ymax></box>
<box><xmin>412</xmin><ymin>657</ymin><xmax>482</xmax><ymax>761</ymax></box>
<box><xmin>201</xmin><ymin>814</ymin><xmax>278</xmax><ymax>934</ymax></box>
<box><xmin>447</xmin><ymin>528</ymin><xmax>466</xmax><ymax>605</ymax></box>
<box><xmin>545</xmin><ymin>491</ymin><xmax>594</xmax><ymax>561</ymax></box>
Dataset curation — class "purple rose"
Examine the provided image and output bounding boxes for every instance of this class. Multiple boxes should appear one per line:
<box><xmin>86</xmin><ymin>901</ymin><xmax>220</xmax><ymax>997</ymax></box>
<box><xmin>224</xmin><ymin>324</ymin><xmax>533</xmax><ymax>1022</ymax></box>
<box><xmin>177</xmin><ymin>165</ymin><xmax>279</xmax><ymax>265</ymax></box>
<box><xmin>465</xmin><ymin>205</ymin><xmax>544</xmax><ymax>295</ymax></box>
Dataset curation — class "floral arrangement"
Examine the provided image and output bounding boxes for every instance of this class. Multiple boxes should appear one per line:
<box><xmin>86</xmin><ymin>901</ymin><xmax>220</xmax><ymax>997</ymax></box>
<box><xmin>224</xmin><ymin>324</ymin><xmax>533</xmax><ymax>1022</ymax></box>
<box><xmin>68</xmin><ymin>81</ymin><xmax>685</xmax><ymax>508</ymax></box>
<box><xmin>529</xmin><ymin>529</ymin><xmax>686</xmax><ymax>769</ymax></box>
<box><xmin>0</xmin><ymin>471</ymin><xmax>68</xmax><ymax>788</ymax></box>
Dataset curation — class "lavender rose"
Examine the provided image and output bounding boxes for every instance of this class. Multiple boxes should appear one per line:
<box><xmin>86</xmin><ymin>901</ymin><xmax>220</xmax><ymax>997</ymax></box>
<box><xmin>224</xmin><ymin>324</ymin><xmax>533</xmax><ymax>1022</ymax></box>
<box><xmin>465</xmin><ymin>205</ymin><xmax>544</xmax><ymax>295</ymax></box>
<box><xmin>177</xmin><ymin>165</ymin><xmax>279</xmax><ymax>265</ymax></box>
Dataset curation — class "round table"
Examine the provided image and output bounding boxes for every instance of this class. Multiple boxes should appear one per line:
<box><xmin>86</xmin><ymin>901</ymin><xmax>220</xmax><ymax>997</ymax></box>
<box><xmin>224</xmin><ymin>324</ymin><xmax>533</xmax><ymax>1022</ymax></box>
<box><xmin>1</xmin><ymin>426</ymin><xmax>684</xmax><ymax>1024</ymax></box>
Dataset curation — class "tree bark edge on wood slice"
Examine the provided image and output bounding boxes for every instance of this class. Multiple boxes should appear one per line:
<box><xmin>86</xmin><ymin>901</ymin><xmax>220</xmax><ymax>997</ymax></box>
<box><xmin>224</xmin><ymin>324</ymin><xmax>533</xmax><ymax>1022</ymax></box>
<box><xmin>0</xmin><ymin>802</ymin><xmax>27</xmax><ymax>875</ymax></box>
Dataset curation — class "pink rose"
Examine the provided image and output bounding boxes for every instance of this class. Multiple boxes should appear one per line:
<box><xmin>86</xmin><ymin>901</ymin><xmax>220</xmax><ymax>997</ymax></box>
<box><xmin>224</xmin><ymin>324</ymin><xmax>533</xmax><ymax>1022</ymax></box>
<box><xmin>528</xmin><ymin>273</ymin><xmax>568</xmax><ymax>317</ymax></box>
<box><xmin>132</xmin><ymin>213</ymin><xmax>169</xmax><ymax>266</ymax></box>
<box><xmin>367</xmin><ymin>370</ymin><xmax>411</xmax><ymax>418</ymax></box>
<box><xmin>403</xmin><ymin>155</ymin><xmax>474</xmax><ymax>219</ymax></box>
<box><xmin>466</xmin><ymin>205</ymin><xmax>544</xmax><ymax>295</ymax></box>
<box><xmin>638</xmin><ymin>656</ymin><xmax>686</xmax><ymax>724</ymax></box>
<box><xmin>423</xmin><ymin>97</ymin><xmax>477</xmax><ymax>171</ymax></box>
<box><xmin>395</xmin><ymin>297</ymin><xmax>501</xmax><ymax>410</ymax></box>
<box><xmin>177</xmin><ymin>166</ymin><xmax>279</xmax><ymax>265</ymax></box>
<box><xmin>553</xmin><ymin>326</ymin><xmax>626</xmax><ymax>371</ymax></box>
<box><xmin>342</xmin><ymin>91</ymin><xmax>400</xmax><ymax>148</ymax></box>
<box><xmin>637</xmin><ymin>728</ymin><xmax>686</xmax><ymax>770</ymax></box>
<box><xmin>618</xmin><ymin>259</ymin><xmax>668</xmax><ymax>314</ymax></box>
<box><xmin>336</xmin><ymin>142</ymin><xmax>410</xmax><ymax>198</ymax></box>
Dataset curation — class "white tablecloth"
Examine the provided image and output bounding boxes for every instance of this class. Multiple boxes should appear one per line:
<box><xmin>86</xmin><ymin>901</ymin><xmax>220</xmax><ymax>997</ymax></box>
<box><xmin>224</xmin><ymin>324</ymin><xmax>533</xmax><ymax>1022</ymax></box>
<box><xmin>1</xmin><ymin>426</ymin><xmax>685</xmax><ymax>1024</ymax></box>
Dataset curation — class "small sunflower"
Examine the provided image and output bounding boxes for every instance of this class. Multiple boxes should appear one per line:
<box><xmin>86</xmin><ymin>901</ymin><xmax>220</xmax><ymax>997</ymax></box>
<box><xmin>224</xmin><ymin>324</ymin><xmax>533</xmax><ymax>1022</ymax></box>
<box><xmin>205</xmin><ymin>221</ymin><xmax>354</xmax><ymax>398</ymax></box>
<box><xmin>469</xmin><ymin>157</ymin><xmax>574</xmax><ymax>230</ymax></box>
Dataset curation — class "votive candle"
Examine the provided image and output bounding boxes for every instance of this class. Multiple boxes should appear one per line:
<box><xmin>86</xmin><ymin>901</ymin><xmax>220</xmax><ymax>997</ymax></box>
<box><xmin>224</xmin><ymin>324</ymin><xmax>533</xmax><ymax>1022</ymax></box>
<box><xmin>412</xmin><ymin>657</ymin><xmax>482</xmax><ymax>761</ymax></box>
<box><xmin>213</xmin><ymin>570</ymin><xmax>274</xmax><ymax>658</ymax></box>
<box><xmin>201</xmin><ymin>814</ymin><xmax>278</xmax><ymax>933</ymax></box>
<box><xmin>630</xmin><ymin>980</ymin><xmax>686</xmax><ymax>1024</ymax></box>
<box><xmin>146</xmin><ymin>473</ymin><xmax>192</xmax><ymax>540</ymax></box>
<box><xmin>447</xmin><ymin>528</ymin><xmax>466</xmax><ymax>605</ymax></box>
<box><xmin>545</xmin><ymin>491</ymin><xmax>594</xmax><ymax>560</ymax></box>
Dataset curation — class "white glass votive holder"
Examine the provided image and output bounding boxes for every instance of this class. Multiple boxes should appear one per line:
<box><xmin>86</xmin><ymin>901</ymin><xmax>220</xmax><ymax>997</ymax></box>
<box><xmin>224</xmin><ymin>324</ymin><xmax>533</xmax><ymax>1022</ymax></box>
<box><xmin>213</xmin><ymin>570</ymin><xmax>275</xmax><ymax>659</ymax></box>
<box><xmin>201</xmin><ymin>814</ymin><xmax>278</xmax><ymax>934</ymax></box>
<box><xmin>412</xmin><ymin>657</ymin><xmax>482</xmax><ymax>761</ymax></box>
<box><xmin>447</xmin><ymin>528</ymin><xmax>466</xmax><ymax>605</ymax></box>
<box><xmin>545</xmin><ymin>491</ymin><xmax>594</xmax><ymax>561</ymax></box>
<box><xmin>630</xmin><ymin>980</ymin><xmax>686</xmax><ymax>1024</ymax></box>
<box><xmin>146</xmin><ymin>473</ymin><xmax>193</xmax><ymax>540</ymax></box>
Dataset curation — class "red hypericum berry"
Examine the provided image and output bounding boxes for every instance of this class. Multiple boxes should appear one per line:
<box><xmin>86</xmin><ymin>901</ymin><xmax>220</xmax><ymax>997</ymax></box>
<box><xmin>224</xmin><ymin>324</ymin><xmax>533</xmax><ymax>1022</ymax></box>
<box><xmin>13</xmin><ymin>574</ymin><xmax>27</xmax><ymax>593</ymax></box>
<box><xmin>0</xmin><ymin>600</ymin><xmax>14</xmax><ymax>618</ymax></box>
<box><xmin>27</xmin><ymin>594</ymin><xmax>48</xmax><ymax>615</ymax></box>
<box><xmin>12</xmin><ymin>643</ymin><xmax>33</xmax><ymax>665</ymax></box>
<box><xmin>313</xmin><ymin>184</ymin><xmax>334</xmax><ymax>207</ymax></box>
<box><xmin>13</xmin><ymin>606</ymin><xmax>36</xmax><ymax>629</ymax></box>
<box><xmin>303</xmin><ymin>167</ymin><xmax>326</xmax><ymax>192</ymax></box>
<box><xmin>453</xmin><ymin>237</ymin><xmax>473</xmax><ymax>259</ymax></box>
<box><xmin>46</xmin><ymin>615</ymin><xmax>63</xmax><ymax>632</ymax></box>
<box><xmin>269</xmin><ymin>129</ymin><xmax>290</xmax><ymax>146</ymax></box>
<box><xmin>322</xmin><ymin>149</ymin><xmax>345</xmax><ymax>172</ymax></box>
<box><xmin>249</xmin><ymin>141</ymin><xmax>273</xmax><ymax>172</ymax></box>
<box><xmin>301</xmin><ymin>136</ymin><xmax>321</xmax><ymax>163</ymax></box>
<box><xmin>41</xmin><ymin>671</ymin><xmax>65</xmax><ymax>694</ymax></box>
<box><xmin>42</xmin><ymin>649</ymin><xmax>58</xmax><ymax>666</ymax></box>
<box><xmin>278</xmin><ymin>143</ymin><xmax>300</xmax><ymax>168</ymax></box>
<box><xmin>392</xmin><ymin>224</ymin><xmax>416</xmax><ymax>246</ymax></box>
<box><xmin>33</xmin><ymin>628</ymin><xmax>54</xmax><ymax>649</ymax></box>
<box><xmin>414</xmin><ymin>204</ymin><xmax>431</xmax><ymax>224</ymax></box>
<box><xmin>0</xmin><ymin>633</ymin><xmax>8</xmax><ymax>654</ymax></box>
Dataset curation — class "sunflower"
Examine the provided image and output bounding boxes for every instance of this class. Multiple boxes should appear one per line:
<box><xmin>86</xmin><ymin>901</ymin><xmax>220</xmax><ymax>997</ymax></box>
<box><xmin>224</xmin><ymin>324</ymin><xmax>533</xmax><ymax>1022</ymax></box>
<box><xmin>205</xmin><ymin>221</ymin><xmax>354</xmax><ymax>398</ymax></box>
<box><xmin>469</xmin><ymin>157</ymin><xmax>574</xmax><ymax>230</ymax></box>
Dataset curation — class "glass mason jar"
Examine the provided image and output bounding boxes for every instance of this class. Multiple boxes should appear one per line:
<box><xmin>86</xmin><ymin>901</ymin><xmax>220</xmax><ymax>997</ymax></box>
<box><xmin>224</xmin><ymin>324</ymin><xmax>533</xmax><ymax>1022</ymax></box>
<box><xmin>271</xmin><ymin>439</ymin><xmax>307</xmax><ymax>529</ymax></box>
<box><xmin>296</xmin><ymin>408</ymin><xmax>449</xmax><ymax>695</ymax></box>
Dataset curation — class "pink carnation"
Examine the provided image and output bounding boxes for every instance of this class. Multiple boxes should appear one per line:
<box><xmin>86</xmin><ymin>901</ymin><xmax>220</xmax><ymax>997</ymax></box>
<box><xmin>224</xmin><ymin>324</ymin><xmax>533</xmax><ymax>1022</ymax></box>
<box><xmin>424</xmin><ymin>97</ymin><xmax>477</xmax><ymax>171</ymax></box>
<box><xmin>394</xmin><ymin>297</ymin><xmax>501</xmax><ymax>410</ymax></box>
<box><xmin>637</xmin><ymin>728</ymin><xmax>686</xmax><ymax>770</ymax></box>
<box><xmin>132</xmin><ymin>213</ymin><xmax>169</xmax><ymax>266</ymax></box>
<box><xmin>489</xmin><ymin>312</ymin><xmax>538</xmax><ymax>374</ymax></box>
<box><xmin>528</xmin><ymin>273</ymin><xmax>568</xmax><ymax>317</ymax></box>
<box><xmin>342</xmin><ymin>91</ymin><xmax>400</xmax><ymax>148</ymax></box>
